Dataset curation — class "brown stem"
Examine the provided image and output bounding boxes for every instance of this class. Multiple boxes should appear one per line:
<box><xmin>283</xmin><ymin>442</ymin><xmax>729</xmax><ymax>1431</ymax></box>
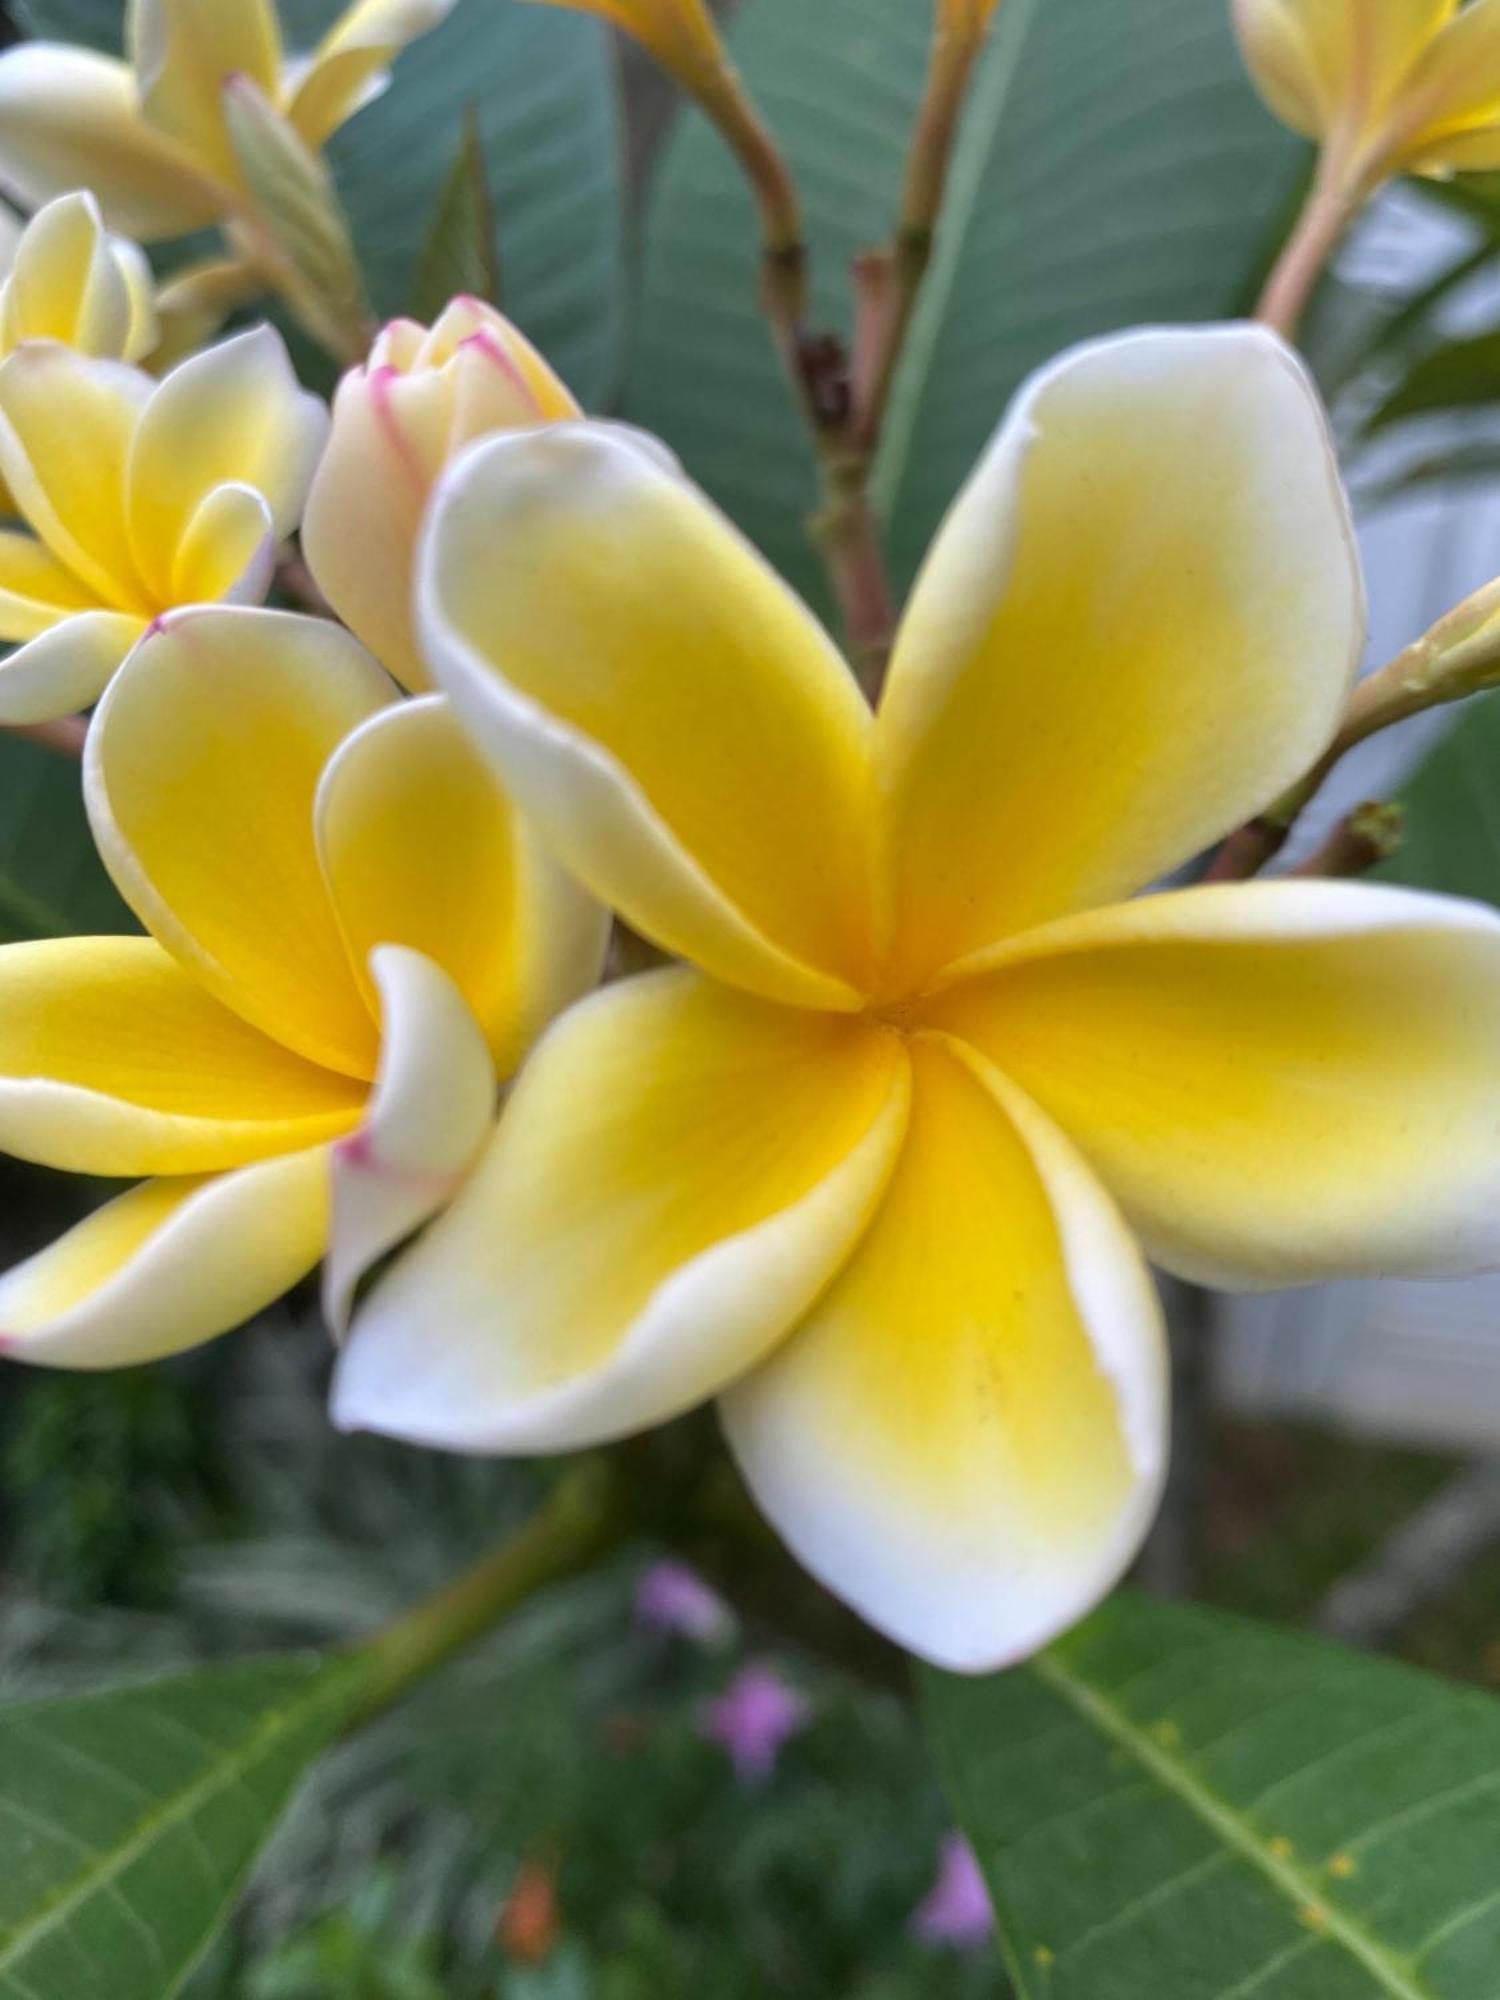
<box><xmin>1256</xmin><ymin>162</ymin><xmax>1359</xmax><ymax>342</ymax></box>
<box><xmin>1286</xmin><ymin>800</ymin><xmax>1404</xmax><ymax>880</ymax></box>
<box><xmin>6</xmin><ymin>716</ymin><xmax>86</xmax><ymax>759</ymax></box>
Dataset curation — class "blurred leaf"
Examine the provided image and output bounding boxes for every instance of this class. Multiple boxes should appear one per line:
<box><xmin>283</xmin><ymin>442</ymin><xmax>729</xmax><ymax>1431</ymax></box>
<box><xmin>925</xmin><ymin>1591</ymin><xmax>1500</xmax><ymax>1999</ymax></box>
<box><xmin>1376</xmin><ymin>693</ymin><xmax>1500</xmax><ymax>906</ymax></box>
<box><xmin>0</xmin><ymin>1651</ymin><xmax>367</xmax><ymax>2000</ymax></box>
<box><xmin>0</xmin><ymin>733</ymin><xmax>130</xmax><ymax>941</ymax></box>
<box><xmin>16</xmin><ymin>0</ymin><xmax>623</xmax><ymax>408</ymax></box>
<box><xmin>1368</xmin><ymin>329</ymin><xmax>1500</xmax><ymax>432</ymax></box>
<box><xmin>410</xmin><ymin>107</ymin><xmax>497</xmax><ymax>323</ymax></box>
<box><xmin>627</xmin><ymin>0</ymin><xmax>1305</xmax><ymax>605</ymax></box>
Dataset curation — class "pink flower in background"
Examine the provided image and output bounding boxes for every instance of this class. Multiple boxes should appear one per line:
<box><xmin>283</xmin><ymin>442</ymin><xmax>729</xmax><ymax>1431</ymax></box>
<box><xmin>698</xmin><ymin>1661</ymin><xmax>810</xmax><ymax>1784</ymax></box>
<box><xmin>634</xmin><ymin>1559</ymin><xmax>733</xmax><ymax>1646</ymax></box>
<box><xmin>910</xmin><ymin>1833</ymin><xmax>994</xmax><ymax>1951</ymax></box>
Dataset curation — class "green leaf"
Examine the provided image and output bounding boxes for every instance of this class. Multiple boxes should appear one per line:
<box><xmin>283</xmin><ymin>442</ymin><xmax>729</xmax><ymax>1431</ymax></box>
<box><xmin>0</xmin><ymin>1651</ymin><xmax>368</xmax><ymax>2000</ymax></box>
<box><xmin>1374</xmin><ymin>694</ymin><xmax>1500</xmax><ymax>908</ymax></box>
<box><xmin>1367</xmin><ymin>330</ymin><xmax>1500</xmax><ymax>433</ymax></box>
<box><xmin>627</xmin><ymin>0</ymin><xmax>1305</xmax><ymax>604</ymax></box>
<box><xmin>924</xmin><ymin>1592</ymin><xmax>1500</xmax><ymax>1999</ymax></box>
<box><xmin>15</xmin><ymin>0</ymin><xmax>623</xmax><ymax>409</ymax></box>
<box><xmin>0</xmin><ymin>734</ymin><xmax>130</xmax><ymax>942</ymax></box>
<box><xmin>409</xmin><ymin>107</ymin><xmax>498</xmax><ymax>324</ymax></box>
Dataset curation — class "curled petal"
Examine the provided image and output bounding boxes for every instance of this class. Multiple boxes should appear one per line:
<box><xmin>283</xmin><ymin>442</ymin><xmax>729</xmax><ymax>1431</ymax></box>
<box><xmin>85</xmin><ymin>607</ymin><xmax>395</xmax><ymax>1078</ymax></box>
<box><xmin>323</xmin><ymin>946</ymin><xmax>494</xmax><ymax>1337</ymax></box>
<box><xmin>927</xmin><ymin>881</ymin><xmax>1500</xmax><ymax>1288</ymax></box>
<box><xmin>126</xmin><ymin>326</ymin><xmax>329</xmax><ymax>605</ymax></box>
<box><xmin>873</xmin><ymin>326</ymin><xmax>1362</xmax><ymax>988</ymax></box>
<box><xmin>171</xmin><ymin>482</ymin><xmax>277</xmax><ymax>606</ymax></box>
<box><xmin>129</xmin><ymin>0</ymin><xmax>283</xmax><ymax>186</ymax></box>
<box><xmin>0</xmin><ymin>191</ymin><xmax>159</xmax><ymax>362</ymax></box>
<box><xmin>0</xmin><ymin>1148</ymin><xmax>330</xmax><ymax>1369</ymax></box>
<box><xmin>316</xmin><ymin>695</ymin><xmax>606</xmax><ymax>1073</ymax></box>
<box><xmin>0</xmin><ymin>935</ymin><xmax>362</xmax><ymax>1176</ymax></box>
<box><xmin>723</xmin><ymin>1036</ymin><xmax>1167</xmax><ymax>1673</ymax></box>
<box><xmin>0</xmin><ymin>609</ymin><xmax>143</xmax><ymax>726</ymax></box>
<box><xmin>419</xmin><ymin>423</ymin><xmax>876</xmax><ymax>1009</ymax></box>
<box><xmin>0</xmin><ymin>529</ymin><xmax>104</xmax><ymax>643</ymax></box>
<box><xmin>0</xmin><ymin>43</ymin><xmax>226</xmax><ymax>240</ymax></box>
<box><xmin>333</xmin><ymin>968</ymin><xmax>910</xmax><ymax>1452</ymax></box>
<box><xmin>288</xmin><ymin>0</ymin><xmax>459</xmax><ymax>149</ymax></box>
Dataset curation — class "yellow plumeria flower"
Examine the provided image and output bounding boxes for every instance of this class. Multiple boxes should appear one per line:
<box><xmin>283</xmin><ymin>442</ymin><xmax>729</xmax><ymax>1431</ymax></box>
<box><xmin>0</xmin><ymin>605</ymin><xmax>605</xmax><ymax>1368</ymax></box>
<box><xmin>1235</xmin><ymin>0</ymin><xmax>1500</xmax><ymax>184</ymax></box>
<box><xmin>528</xmin><ymin>0</ymin><xmax>727</xmax><ymax>103</ymax></box>
<box><xmin>0</xmin><ymin>191</ymin><xmax>156</xmax><ymax>363</ymax></box>
<box><xmin>0</xmin><ymin>0</ymin><xmax>455</xmax><ymax>242</ymax></box>
<box><xmin>0</xmin><ymin>324</ymin><xmax>326</xmax><ymax>724</ymax></box>
<box><xmin>334</xmin><ymin>324</ymin><xmax>1500</xmax><ymax>1671</ymax></box>
<box><xmin>302</xmin><ymin>298</ymin><xmax>579</xmax><ymax>693</ymax></box>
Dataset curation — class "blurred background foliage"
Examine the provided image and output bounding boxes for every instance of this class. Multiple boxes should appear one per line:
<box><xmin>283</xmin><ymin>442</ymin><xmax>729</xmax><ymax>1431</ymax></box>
<box><xmin>3</xmin><ymin>0</ymin><xmax>1500</xmax><ymax>1994</ymax></box>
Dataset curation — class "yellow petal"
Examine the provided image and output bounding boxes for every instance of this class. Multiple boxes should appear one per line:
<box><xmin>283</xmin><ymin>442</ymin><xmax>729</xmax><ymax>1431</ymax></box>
<box><xmin>1398</xmin><ymin>0</ymin><xmax>1500</xmax><ymax>168</ymax></box>
<box><xmin>1234</xmin><ymin>0</ymin><xmax>1456</xmax><ymax>141</ymax></box>
<box><xmin>126</xmin><ymin>327</ymin><xmax>329</xmax><ymax>605</ymax></box>
<box><xmin>928</xmin><ymin>881</ymin><xmax>1500</xmax><ymax>1289</ymax></box>
<box><xmin>332</xmin><ymin>968</ymin><xmax>910</xmax><ymax>1451</ymax></box>
<box><xmin>0</xmin><ymin>609</ymin><xmax>143</xmax><ymax>726</ymax></box>
<box><xmin>0</xmin><ymin>191</ymin><xmax>159</xmax><ymax>363</ymax></box>
<box><xmin>0</xmin><ymin>344</ymin><xmax>153</xmax><ymax>612</ymax></box>
<box><xmin>303</xmin><ymin>300</ymin><xmax>578</xmax><ymax>691</ymax></box>
<box><xmin>0</xmin><ymin>528</ymin><xmax>102</xmax><ymax>642</ymax></box>
<box><xmin>0</xmin><ymin>1148</ymin><xmax>329</xmax><ymax>1369</ymax></box>
<box><xmin>527</xmin><ymin>0</ymin><xmax>728</xmax><ymax>102</ymax></box>
<box><xmin>170</xmin><ymin>481</ymin><xmax>276</xmax><ymax>605</ymax></box>
<box><xmin>315</xmin><ymin>695</ymin><xmax>607</xmax><ymax>1075</ymax></box>
<box><xmin>723</xmin><ymin>1036</ymin><xmax>1166</xmax><ymax>1673</ymax></box>
<box><xmin>128</xmin><ymin>0</ymin><xmax>283</xmax><ymax>188</ymax></box>
<box><xmin>873</xmin><ymin>326</ymin><xmax>1363</xmax><ymax>991</ymax></box>
<box><xmin>0</xmin><ymin>43</ymin><xmax>227</xmax><ymax>240</ymax></box>
<box><xmin>0</xmin><ymin>936</ymin><xmax>362</xmax><ymax>1175</ymax></box>
<box><xmin>287</xmin><ymin>0</ymin><xmax>458</xmax><ymax>150</ymax></box>
<box><xmin>419</xmin><ymin>424</ymin><xmax>877</xmax><ymax>1010</ymax></box>
<box><xmin>85</xmin><ymin>607</ymin><xmax>396</xmax><ymax>1078</ymax></box>
<box><xmin>323</xmin><ymin>945</ymin><xmax>494</xmax><ymax>1336</ymax></box>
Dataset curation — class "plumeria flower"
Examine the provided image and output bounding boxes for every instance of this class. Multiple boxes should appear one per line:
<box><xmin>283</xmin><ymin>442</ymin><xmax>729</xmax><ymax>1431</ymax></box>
<box><xmin>526</xmin><ymin>0</ymin><xmax>729</xmax><ymax>104</ymax></box>
<box><xmin>698</xmin><ymin>1662</ymin><xmax>810</xmax><ymax>1785</ymax></box>
<box><xmin>302</xmin><ymin>298</ymin><xmax>578</xmax><ymax>693</ymax></box>
<box><xmin>1236</xmin><ymin>0</ymin><xmax>1500</xmax><ymax>185</ymax></box>
<box><xmin>0</xmin><ymin>325</ymin><xmax>325</xmax><ymax>725</ymax></box>
<box><xmin>0</xmin><ymin>0</ymin><xmax>455</xmax><ymax>242</ymax></box>
<box><xmin>332</xmin><ymin>323</ymin><xmax>1500</xmax><ymax>1673</ymax></box>
<box><xmin>0</xmin><ymin>605</ymin><xmax>604</xmax><ymax>1368</ymax></box>
<box><xmin>909</xmin><ymin>1834</ymin><xmax>994</xmax><ymax>1952</ymax></box>
<box><xmin>0</xmin><ymin>191</ymin><xmax>156</xmax><ymax>365</ymax></box>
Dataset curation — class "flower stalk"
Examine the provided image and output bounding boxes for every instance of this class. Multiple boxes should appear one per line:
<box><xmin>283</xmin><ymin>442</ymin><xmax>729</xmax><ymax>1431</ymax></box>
<box><xmin>1255</xmin><ymin>164</ymin><xmax>1359</xmax><ymax>342</ymax></box>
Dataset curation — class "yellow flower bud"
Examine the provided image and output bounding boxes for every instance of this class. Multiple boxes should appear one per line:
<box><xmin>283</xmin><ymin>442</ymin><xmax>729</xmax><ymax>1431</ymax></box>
<box><xmin>0</xmin><ymin>191</ymin><xmax>157</xmax><ymax>364</ymax></box>
<box><xmin>301</xmin><ymin>297</ymin><xmax>579</xmax><ymax>692</ymax></box>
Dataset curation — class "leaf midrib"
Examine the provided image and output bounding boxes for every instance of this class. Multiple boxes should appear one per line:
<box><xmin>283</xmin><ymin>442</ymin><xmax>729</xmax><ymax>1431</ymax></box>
<box><xmin>0</xmin><ymin>1662</ymin><xmax>362</xmax><ymax>1987</ymax></box>
<box><xmin>1030</xmin><ymin>1649</ymin><xmax>1435</xmax><ymax>2000</ymax></box>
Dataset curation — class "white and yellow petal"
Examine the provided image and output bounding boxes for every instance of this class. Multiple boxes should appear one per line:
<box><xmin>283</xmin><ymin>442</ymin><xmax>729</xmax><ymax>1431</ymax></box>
<box><xmin>418</xmin><ymin>423</ymin><xmax>877</xmax><ymax>1011</ymax></box>
<box><xmin>1398</xmin><ymin>0</ymin><xmax>1500</xmax><ymax>171</ymax></box>
<box><xmin>287</xmin><ymin>0</ymin><xmax>458</xmax><ymax>150</ymax></box>
<box><xmin>333</xmin><ymin>968</ymin><xmax>910</xmax><ymax>1451</ymax></box>
<box><xmin>0</xmin><ymin>935</ymin><xmax>362</xmax><ymax>1175</ymax></box>
<box><xmin>85</xmin><ymin>607</ymin><xmax>396</xmax><ymax>1079</ymax></box>
<box><xmin>0</xmin><ymin>191</ymin><xmax>158</xmax><ymax>363</ymax></box>
<box><xmin>0</xmin><ymin>344</ymin><xmax>153</xmax><ymax>613</ymax></box>
<box><xmin>0</xmin><ymin>1148</ymin><xmax>330</xmax><ymax>1369</ymax></box>
<box><xmin>927</xmin><ymin>881</ymin><xmax>1500</xmax><ymax>1289</ymax></box>
<box><xmin>0</xmin><ymin>609</ymin><xmax>144</xmax><ymax>726</ymax></box>
<box><xmin>723</xmin><ymin>1036</ymin><xmax>1167</xmax><ymax>1674</ymax></box>
<box><xmin>0</xmin><ymin>530</ymin><xmax>104</xmax><ymax>643</ymax></box>
<box><xmin>169</xmin><ymin>482</ymin><xmax>278</xmax><ymax>606</ymax></box>
<box><xmin>128</xmin><ymin>0</ymin><xmax>283</xmax><ymax>187</ymax></box>
<box><xmin>323</xmin><ymin>946</ymin><xmax>494</xmax><ymax>1336</ymax></box>
<box><xmin>316</xmin><ymin>695</ymin><xmax>605</xmax><ymax>1073</ymax></box>
<box><xmin>0</xmin><ymin>42</ymin><xmax>227</xmax><ymax>240</ymax></box>
<box><xmin>872</xmin><ymin>325</ymin><xmax>1363</xmax><ymax>991</ymax></box>
<box><xmin>126</xmin><ymin>327</ymin><xmax>329</xmax><ymax>606</ymax></box>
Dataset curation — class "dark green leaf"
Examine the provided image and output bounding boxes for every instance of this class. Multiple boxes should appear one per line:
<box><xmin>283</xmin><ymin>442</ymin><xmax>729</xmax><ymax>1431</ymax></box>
<box><xmin>0</xmin><ymin>733</ymin><xmax>130</xmax><ymax>942</ymax></box>
<box><xmin>0</xmin><ymin>1651</ymin><xmax>368</xmax><ymax>2000</ymax></box>
<box><xmin>627</xmin><ymin>0</ymin><xmax>1305</xmax><ymax>605</ymax></box>
<box><xmin>409</xmin><ymin>107</ymin><xmax>498</xmax><ymax>324</ymax></box>
<box><xmin>924</xmin><ymin>1592</ymin><xmax>1500</xmax><ymax>1999</ymax></box>
<box><xmin>16</xmin><ymin>0</ymin><xmax>623</xmax><ymax>408</ymax></box>
<box><xmin>1367</xmin><ymin>330</ymin><xmax>1500</xmax><ymax>432</ymax></box>
<box><xmin>1375</xmin><ymin>694</ymin><xmax>1500</xmax><ymax>907</ymax></box>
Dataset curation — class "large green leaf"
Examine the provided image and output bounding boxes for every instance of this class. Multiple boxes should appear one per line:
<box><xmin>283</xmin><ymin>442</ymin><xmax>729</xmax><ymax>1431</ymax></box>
<box><xmin>627</xmin><ymin>0</ymin><xmax>1305</xmax><ymax>604</ymax></box>
<box><xmin>0</xmin><ymin>1651</ymin><xmax>367</xmax><ymax>2000</ymax></box>
<box><xmin>1374</xmin><ymin>695</ymin><xmax>1500</xmax><ymax>907</ymax></box>
<box><xmin>16</xmin><ymin>0</ymin><xmax>623</xmax><ymax>407</ymax></box>
<box><xmin>925</xmin><ymin>1593</ymin><xmax>1500</xmax><ymax>1999</ymax></box>
<box><xmin>0</xmin><ymin>734</ymin><xmax>130</xmax><ymax>942</ymax></box>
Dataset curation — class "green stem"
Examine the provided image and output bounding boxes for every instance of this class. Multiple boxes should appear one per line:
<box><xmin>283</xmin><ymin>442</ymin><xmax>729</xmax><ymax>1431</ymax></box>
<box><xmin>347</xmin><ymin>1460</ymin><xmax>628</xmax><ymax>1729</ymax></box>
